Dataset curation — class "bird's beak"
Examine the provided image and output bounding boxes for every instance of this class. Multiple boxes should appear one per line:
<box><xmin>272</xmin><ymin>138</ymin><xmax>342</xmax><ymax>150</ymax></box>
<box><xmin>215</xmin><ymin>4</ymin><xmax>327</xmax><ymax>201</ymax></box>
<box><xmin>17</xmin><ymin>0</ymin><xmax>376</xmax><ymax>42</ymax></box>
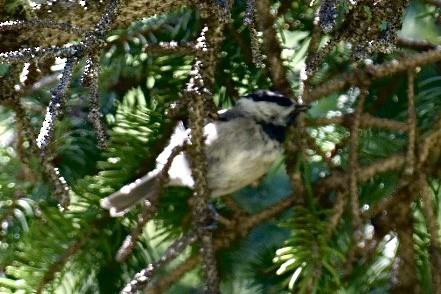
<box><xmin>295</xmin><ymin>103</ymin><xmax>311</xmax><ymax>112</ymax></box>
<box><xmin>287</xmin><ymin>103</ymin><xmax>310</xmax><ymax>124</ymax></box>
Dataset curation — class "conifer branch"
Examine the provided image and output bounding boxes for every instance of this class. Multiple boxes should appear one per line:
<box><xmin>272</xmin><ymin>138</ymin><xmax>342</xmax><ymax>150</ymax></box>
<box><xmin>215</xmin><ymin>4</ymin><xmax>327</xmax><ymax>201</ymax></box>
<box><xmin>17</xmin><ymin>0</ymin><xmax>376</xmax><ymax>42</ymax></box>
<box><xmin>255</xmin><ymin>0</ymin><xmax>293</xmax><ymax>96</ymax></box>
<box><xmin>2</xmin><ymin>0</ymin><xmax>441</xmax><ymax>292</ymax></box>
<box><xmin>0</xmin><ymin>193</ymin><xmax>25</xmax><ymax>242</ymax></box>
<box><xmin>308</xmin><ymin>49</ymin><xmax>441</xmax><ymax>102</ymax></box>
<box><xmin>302</xmin><ymin>24</ymin><xmax>322</xmax><ymax>102</ymax></box>
<box><xmin>255</xmin><ymin>0</ymin><xmax>308</xmax><ymax>206</ymax></box>
<box><xmin>348</xmin><ymin>86</ymin><xmax>369</xmax><ymax>242</ymax></box>
<box><xmin>424</xmin><ymin>0</ymin><xmax>441</xmax><ymax>7</ymax></box>
<box><xmin>146</xmin><ymin>255</ymin><xmax>201</xmax><ymax>294</ymax></box>
<box><xmin>121</xmin><ymin>231</ymin><xmax>198</xmax><ymax>294</ymax></box>
<box><xmin>397</xmin><ymin>37</ymin><xmax>438</xmax><ymax>51</ymax></box>
<box><xmin>404</xmin><ymin>69</ymin><xmax>417</xmax><ymax>175</ymax></box>
<box><xmin>36</xmin><ymin>238</ymin><xmax>85</xmax><ymax>294</ymax></box>
<box><xmin>305</xmin><ymin>134</ymin><xmax>337</xmax><ymax>169</ymax></box>
<box><xmin>4</xmin><ymin>86</ymin><xmax>72</xmax><ymax>210</ymax></box>
<box><xmin>326</xmin><ymin>190</ymin><xmax>346</xmax><ymax>238</ymax></box>
<box><xmin>37</xmin><ymin>57</ymin><xmax>77</xmax><ymax>153</ymax></box>
<box><xmin>0</xmin><ymin>19</ymin><xmax>87</xmax><ymax>35</ymax></box>
<box><xmin>391</xmin><ymin>189</ymin><xmax>419</xmax><ymax>293</ymax></box>
<box><xmin>83</xmin><ymin>55</ymin><xmax>108</xmax><ymax>149</ymax></box>
<box><xmin>0</xmin><ymin>45</ymin><xmax>84</xmax><ymax>63</ymax></box>
<box><xmin>186</xmin><ymin>23</ymin><xmax>220</xmax><ymax>293</ymax></box>
<box><xmin>418</xmin><ymin>176</ymin><xmax>441</xmax><ymax>294</ymax></box>
<box><xmin>306</xmin><ymin>114</ymin><xmax>408</xmax><ymax>132</ymax></box>
<box><xmin>149</xmin><ymin>195</ymin><xmax>302</xmax><ymax>293</ymax></box>
<box><xmin>144</xmin><ymin>42</ymin><xmax>196</xmax><ymax>55</ymax></box>
<box><xmin>244</xmin><ymin>0</ymin><xmax>264</xmax><ymax>68</ymax></box>
<box><xmin>116</xmin><ymin>143</ymin><xmax>187</xmax><ymax>263</ymax></box>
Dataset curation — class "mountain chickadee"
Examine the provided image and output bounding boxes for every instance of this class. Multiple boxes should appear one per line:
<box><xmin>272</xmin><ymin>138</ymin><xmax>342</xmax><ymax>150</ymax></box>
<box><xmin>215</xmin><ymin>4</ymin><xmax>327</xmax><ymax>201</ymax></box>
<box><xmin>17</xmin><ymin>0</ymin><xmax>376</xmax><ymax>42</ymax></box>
<box><xmin>101</xmin><ymin>90</ymin><xmax>309</xmax><ymax>217</ymax></box>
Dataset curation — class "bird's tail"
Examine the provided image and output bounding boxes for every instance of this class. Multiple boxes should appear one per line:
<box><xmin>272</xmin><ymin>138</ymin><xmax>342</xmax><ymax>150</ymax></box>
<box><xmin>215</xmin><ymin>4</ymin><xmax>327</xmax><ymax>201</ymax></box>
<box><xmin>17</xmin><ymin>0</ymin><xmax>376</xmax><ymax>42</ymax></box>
<box><xmin>100</xmin><ymin>174</ymin><xmax>157</xmax><ymax>217</ymax></box>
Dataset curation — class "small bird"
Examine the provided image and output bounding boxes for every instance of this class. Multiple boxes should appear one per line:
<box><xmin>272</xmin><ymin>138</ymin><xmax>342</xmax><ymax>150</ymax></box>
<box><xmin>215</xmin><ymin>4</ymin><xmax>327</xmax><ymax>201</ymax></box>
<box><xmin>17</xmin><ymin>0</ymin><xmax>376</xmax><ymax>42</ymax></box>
<box><xmin>101</xmin><ymin>90</ymin><xmax>309</xmax><ymax>216</ymax></box>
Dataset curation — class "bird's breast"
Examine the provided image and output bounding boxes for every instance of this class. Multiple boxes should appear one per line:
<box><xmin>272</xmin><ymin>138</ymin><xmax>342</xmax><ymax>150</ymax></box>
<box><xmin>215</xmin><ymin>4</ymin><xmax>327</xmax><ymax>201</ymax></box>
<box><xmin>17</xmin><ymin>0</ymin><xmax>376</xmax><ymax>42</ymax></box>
<box><xmin>205</xmin><ymin>119</ymin><xmax>283</xmax><ymax>196</ymax></box>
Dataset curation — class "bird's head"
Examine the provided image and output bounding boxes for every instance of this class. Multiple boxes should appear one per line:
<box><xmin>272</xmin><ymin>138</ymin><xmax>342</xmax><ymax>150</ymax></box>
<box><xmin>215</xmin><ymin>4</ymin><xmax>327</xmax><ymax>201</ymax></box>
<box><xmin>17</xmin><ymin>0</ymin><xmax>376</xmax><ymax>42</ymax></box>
<box><xmin>237</xmin><ymin>90</ymin><xmax>310</xmax><ymax>126</ymax></box>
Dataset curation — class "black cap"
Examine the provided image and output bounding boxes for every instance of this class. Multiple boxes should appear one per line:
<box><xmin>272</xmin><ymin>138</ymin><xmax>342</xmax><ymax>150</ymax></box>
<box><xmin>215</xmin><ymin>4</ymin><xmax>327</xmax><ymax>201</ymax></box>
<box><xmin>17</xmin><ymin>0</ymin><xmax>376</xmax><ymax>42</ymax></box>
<box><xmin>245</xmin><ymin>90</ymin><xmax>294</xmax><ymax>107</ymax></box>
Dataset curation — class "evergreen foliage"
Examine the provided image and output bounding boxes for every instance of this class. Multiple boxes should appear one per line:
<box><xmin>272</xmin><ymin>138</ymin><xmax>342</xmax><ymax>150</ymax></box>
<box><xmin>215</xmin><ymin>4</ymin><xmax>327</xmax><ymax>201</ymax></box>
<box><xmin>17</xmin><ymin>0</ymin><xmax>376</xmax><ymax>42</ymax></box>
<box><xmin>1</xmin><ymin>0</ymin><xmax>441</xmax><ymax>293</ymax></box>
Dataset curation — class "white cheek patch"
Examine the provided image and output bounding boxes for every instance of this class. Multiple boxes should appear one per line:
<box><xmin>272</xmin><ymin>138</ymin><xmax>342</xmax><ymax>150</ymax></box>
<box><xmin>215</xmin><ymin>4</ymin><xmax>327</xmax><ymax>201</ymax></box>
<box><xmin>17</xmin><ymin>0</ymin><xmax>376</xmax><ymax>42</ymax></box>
<box><xmin>257</xmin><ymin>103</ymin><xmax>295</xmax><ymax>125</ymax></box>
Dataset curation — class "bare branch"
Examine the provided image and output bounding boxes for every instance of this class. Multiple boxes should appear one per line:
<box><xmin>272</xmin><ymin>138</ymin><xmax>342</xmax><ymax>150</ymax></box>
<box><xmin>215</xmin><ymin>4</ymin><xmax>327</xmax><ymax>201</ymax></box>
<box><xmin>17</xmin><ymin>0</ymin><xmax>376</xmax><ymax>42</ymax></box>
<box><xmin>149</xmin><ymin>196</ymin><xmax>301</xmax><ymax>293</ymax></box>
<box><xmin>36</xmin><ymin>239</ymin><xmax>85</xmax><ymax>294</ymax></box>
<box><xmin>121</xmin><ymin>231</ymin><xmax>198</xmax><ymax>294</ymax></box>
<box><xmin>397</xmin><ymin>37</ymin><xmax>438</xmax><ymax>51</ymax></box>
<box><xmin>307</xmin><ymin>113</ymin><xmax>408</xmax><ymax>132</ymax></box>
<box><xmin>83</xmin><ymin>55</ymin><xmax>108</xmax><ymax>149</ymax></box>
<box><xmin>424</xmin><ymin>0</ymin><xmax>441</xmax><ymax>7</ymax></box>
<box><xmin>404</xmin><ymin>69</ymin><xmax>417</xmax><ymax>175</ymax></box>
<box><xmin>0</xmin><ymin>19</ymin><xmax>86</xmax><ymax>35</ymax></box>
<box><xmin>308</xmin><ymin>49</ymin><xmax>441</xmax><ymax>102</ymax></box>
<box><xmin>185</xmin><ymin>23</ymin><xmax>220</xmax><ymax>293</ymax></box>
<box><xmin>116</xmin><ymin>143</ymin><xmax>187</xmax><ymax>263</ymax></box>
<box><xmin>418</xmin><ymin>176</ymin><xmax>441</xmax><ymax>294</ymax></box>
<box><xmin>348</xmin><ymin>86</ymin><xmax>369</xmax><ymax>240</ymax></box>
<box><xmin>255</xmin><ymin>0</ymin><xmax>293</xmax><ymax>96</ymax></box>
<box><xmin>36</xmin><ymin>58</ymin><xmax>77</xmax><ymax>152</ymax></box>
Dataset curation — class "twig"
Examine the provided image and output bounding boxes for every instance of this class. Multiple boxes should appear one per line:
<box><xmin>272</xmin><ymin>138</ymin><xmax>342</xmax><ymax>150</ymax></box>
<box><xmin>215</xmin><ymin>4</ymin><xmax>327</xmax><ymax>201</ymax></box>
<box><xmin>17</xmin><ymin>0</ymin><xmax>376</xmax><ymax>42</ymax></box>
<box><xmin>316</xmin><ymin>154</ymin><xmax>406</xmax><ymax>200</ymax></box>
<box><xmin>308</xmin><ymin>49</ymin><xmax>441</xmax><ymax>102</ymax></box>
<box><xmin>116</xmin><ymin>143</ymin><xmax>187</xmax><ymax>263</ymax></box>
<box><xmin>94</xmin><ymin>0</ymin><xmax>121</xmax><ymax>38</ymax></box>
<box><xmin>148</xmin><ymin>195</ymin><xmax>301</xmax><ymax>293</ymax></box>
<box><xmin>305</xmin><ymin>134</ymin><xmax>337</xmax><ymax>169</ymax></box>
<box><xmin>418</xmin><ymin>176</ymin><xmax>441</xmax><ymax>294</ymax></box>
<box><xmin>348</xmin><ymin>86</ymin><xmax>369</xmax><ymax>248</ymax></box>
<box><xmin>244</xmin><ymin>0</ymin><xmax>264</xmax><ymax>68</ymax></box>
<box><xmin>256</xmin><ymin>0</ymin><xmax>310</xmax><ymax>205</ymax></box>
<box><xmin>146</xmin><ymin>256</ymin><xmax>201</xmax><ymax>294</ymax></box>
<box><xmin>255</xmin><ymin>0</ymin><xmax>306</xmax><ymax>203</ymax></box>
<box><xmin>364</xmin><ymin>111</ymin><xmax>441</xmax><ymax>221</ymax></box>
<box><xmin>317</xmin><ymin>0</ymin><xmax>339</xmax><ymax>34</ymax></box>
<box><xmin>36</xmin><ymin>58</ymin><xmax>77</xmax><ymax>208</ymax></box>
<box><xmin>121</xmin><ymin>231</ymin><xmax>198</xmax><ymax>294</ymax></box>
<box><xmin>255</xmin><ymin>0</ymin><xmax>293</xmax><ymax>96</ymax></box>
<box><xmin>418</xmin><ymin>117</ymin><xmax>441</xmax><ymax>169</ymax></box>
<box><xmin>186</xmin><ymin>24</ymin><xmax>220</xmax><ymax>293</ymax></box>
<box><xmin>36</xmin><ymin>57</ymin><xmax>77</xmax><ymax>153</ymax></box>
<box><xmin>0</xmin><ymin>44</ymin><xmax>85</xmax><ymax>63</ymax></box>
<box><xmin>306</xmin><ymin>113</ymin><xmax>408</xmax><ymax>132</ymax></box>
<box><xmin>404</xmin><ymin>69</ymin><xmax>417</xmax><ymax>175</ymax></box>
<box><xmin>326</xmin><ymin>190</ymin><xmax>346</xmax><ymax>238</ymax></box>
<box><xmin>4</xmin><ymin>87</ymin><xmax>73</xmax><ymax>212</ymax></box>
<box><xmin>397</xmin><ymin>37</ymin><xmax>437</xmax><ymax>51</ymax></box>
<box><xmin>83</xmin><ymin>55</ymin><xmax>108</xmax><ymax>149</ymax></box>
<box><xmin>303</xmin><ymin>5</ymin><xmax>324</xmax><ymax>102</ymax></box>
<box><xmin>391</xmin><ymin>189</ymin><xmax>419</xmax><ymax>293</ymax></box>
<box><xmin>36</xmin><ymin>239</ymin><xmax>85</xmax><ymax>294</ymax></box>
<box><xmin>0</xmin><ymin>19</ymin><xmax>87</xmax><ymax>35</ymax></box>
<box><xmin>424</xmin><ymin>0</ymin><xmax>441</xmax><ymax>7</ymax></box>
<box><xmin>144</xmin><ymin>42</ymin><xmax>196</xmax><ymax>55</ymax></box>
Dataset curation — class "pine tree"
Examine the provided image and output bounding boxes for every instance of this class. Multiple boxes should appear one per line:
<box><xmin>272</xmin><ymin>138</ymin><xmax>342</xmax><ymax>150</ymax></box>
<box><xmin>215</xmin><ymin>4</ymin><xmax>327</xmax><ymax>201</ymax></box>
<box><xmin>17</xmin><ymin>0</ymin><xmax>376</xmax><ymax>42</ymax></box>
<box><xmin>1</xmin><ymin>0</ymin><xmax>441</xmax><ymax>293</ymax></box>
